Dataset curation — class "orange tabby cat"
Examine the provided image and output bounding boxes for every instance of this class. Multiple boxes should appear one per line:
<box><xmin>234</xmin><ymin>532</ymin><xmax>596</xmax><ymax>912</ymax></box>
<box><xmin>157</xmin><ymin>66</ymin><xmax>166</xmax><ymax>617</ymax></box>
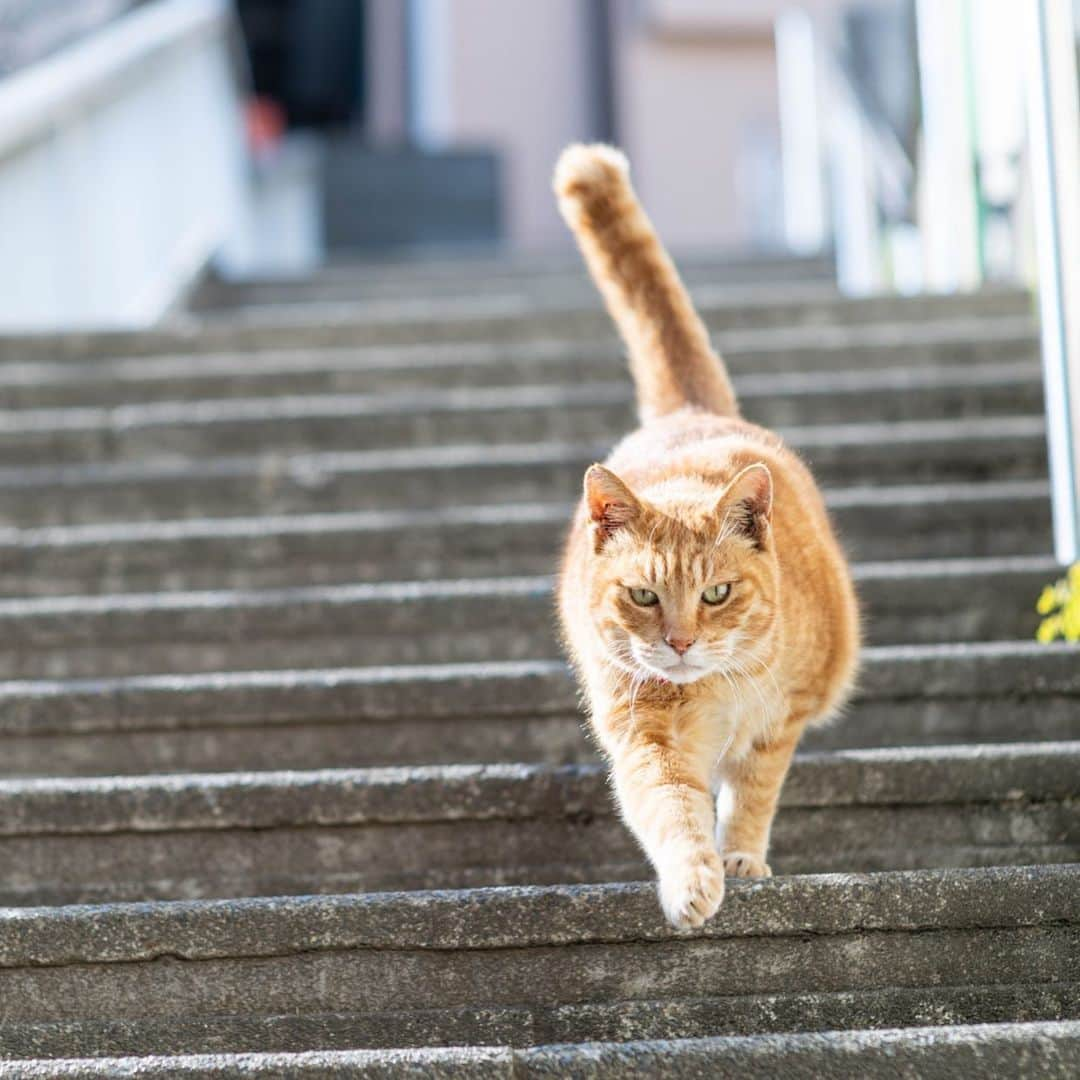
<box><xmin>554</xmin><ymin>144</ymin><xmax>860</xmax><ymax>928</ymax></box>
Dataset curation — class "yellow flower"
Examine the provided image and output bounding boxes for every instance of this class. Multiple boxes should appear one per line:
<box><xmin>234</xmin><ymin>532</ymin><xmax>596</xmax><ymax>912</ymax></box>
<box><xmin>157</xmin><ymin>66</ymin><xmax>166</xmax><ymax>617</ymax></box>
<box><xmin>1064</xmin><ymin>602</ymin><xmax>1080</xmax><ymax>642</ymax></box>
<box><xmin>1036</xmin><ymin>584</ymin><xmax>1059</xmax><ymax>615</ymax></box>
<box><xmin>1036</xmin><ymin>563</ymin><xmax>1080</xmax><ymax>643</ymax></box>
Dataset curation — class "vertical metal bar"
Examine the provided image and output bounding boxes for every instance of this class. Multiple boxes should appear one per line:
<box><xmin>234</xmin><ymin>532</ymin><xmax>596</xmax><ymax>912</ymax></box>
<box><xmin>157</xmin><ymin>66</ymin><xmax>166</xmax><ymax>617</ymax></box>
<box><xmin>775</xmin><ymin>10</ymin><xmax>828</xmax><ymax>255</ymax></box>
<box><xmin>1025</xmin><ymin>0</ymin><xmax>1080</xmax><ymax>564</ymax></box>
<box><xmin>915</xmin><ymin>0</ymin><xmax>982</xmax><ymax>292</ymax></box>
<box><xmin>826</xmin><ymin>70</ymin><xmax>883</xmax><ymax>296</ymax></box>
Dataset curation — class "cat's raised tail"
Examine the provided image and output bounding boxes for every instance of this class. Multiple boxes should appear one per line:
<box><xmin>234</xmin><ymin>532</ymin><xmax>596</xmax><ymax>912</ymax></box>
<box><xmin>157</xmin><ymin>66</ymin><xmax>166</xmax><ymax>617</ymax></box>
<box><xmin>554</xmin><ymin>143</ymin><xmax>738</xmax><ymax>422</ymax></box>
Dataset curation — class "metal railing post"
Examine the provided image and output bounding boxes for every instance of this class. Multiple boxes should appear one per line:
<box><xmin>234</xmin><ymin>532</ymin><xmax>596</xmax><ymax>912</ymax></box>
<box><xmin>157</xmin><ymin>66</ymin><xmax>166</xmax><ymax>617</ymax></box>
<box><xmin>1025</xmin><ymin>0</ymin><xmax>1080</xmax><ymax>564</ymax></box>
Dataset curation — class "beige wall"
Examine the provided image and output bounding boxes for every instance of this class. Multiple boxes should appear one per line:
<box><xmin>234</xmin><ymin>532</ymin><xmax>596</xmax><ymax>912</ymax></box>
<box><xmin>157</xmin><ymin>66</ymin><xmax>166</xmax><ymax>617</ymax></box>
<box><xmin>395</xmin><ymin>0</ymin><xmax>857</xmax><ymax>252</ymax></box>
<box><xmin>447</xmin><ymin>0</ymin><xmax>592</xmax><ymax>250</ymax></box>
<box><xmin>611</xmin><ymin>6</ymin><xmax>782</xmax><ymax>250</ymax></box>
<box><xmin>410</xmin><ymin>0</ymin><xmax>592</xmax><ymax>250</ymax></box>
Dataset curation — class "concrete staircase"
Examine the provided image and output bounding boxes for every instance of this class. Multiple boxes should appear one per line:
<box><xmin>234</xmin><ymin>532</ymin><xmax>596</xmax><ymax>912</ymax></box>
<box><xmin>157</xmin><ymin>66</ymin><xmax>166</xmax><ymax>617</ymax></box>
<box><xmin>1</xmin><ymin>259</ymin><xmax>1078</xmax><ymax>1075</ymax></box>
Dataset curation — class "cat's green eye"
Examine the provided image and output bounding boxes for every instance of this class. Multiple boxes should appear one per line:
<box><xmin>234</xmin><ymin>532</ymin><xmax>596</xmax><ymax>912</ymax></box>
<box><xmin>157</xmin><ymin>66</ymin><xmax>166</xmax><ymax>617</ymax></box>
<box><xmin>629</xmin><ymin>587</ymin><xmax>660</xmax><ymax>607</ymax></box>
<box><xmin>701</xmin><ymin>583</ymin><xmax>732</xmax><ymax>605</ymax></box>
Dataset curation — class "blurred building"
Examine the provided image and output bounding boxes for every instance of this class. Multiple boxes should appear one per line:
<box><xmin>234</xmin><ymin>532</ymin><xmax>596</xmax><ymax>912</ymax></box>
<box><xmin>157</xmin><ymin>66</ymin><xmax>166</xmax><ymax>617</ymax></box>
<box><xmin>236</xmin><ymin>0</ymin><xmax>881</xmax><ymax>256</ymax></box>
<box><xmin>0</xmin><ymin>0</ymin><xmax>1073</xmax><ymax>328</ymax></box>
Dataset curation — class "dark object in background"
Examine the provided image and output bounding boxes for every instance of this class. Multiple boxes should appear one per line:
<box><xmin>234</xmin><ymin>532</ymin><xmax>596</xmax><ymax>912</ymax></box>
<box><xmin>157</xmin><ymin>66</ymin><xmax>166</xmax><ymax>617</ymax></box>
<box><xmin>235</xmin><ymin>0</ymin><xmax>364</xmax><ymax>129</ymax></box>
<box><xmin>234</xmin><ymin>0</ymin><xmax>503</xmax><ymax>252</ymax></box>
<box><xmin>323</xmin><ymin>142</ymin><xmax>501</xmax><ymax>253</ymax></box>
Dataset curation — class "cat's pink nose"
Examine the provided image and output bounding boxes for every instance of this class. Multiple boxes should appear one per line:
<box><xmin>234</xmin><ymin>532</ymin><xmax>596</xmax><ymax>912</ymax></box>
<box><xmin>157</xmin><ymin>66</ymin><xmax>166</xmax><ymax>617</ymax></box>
<box><xmin>666</xmin><ymin>633</ymin><xmax>695</xmax><ymax>655</ymax></box>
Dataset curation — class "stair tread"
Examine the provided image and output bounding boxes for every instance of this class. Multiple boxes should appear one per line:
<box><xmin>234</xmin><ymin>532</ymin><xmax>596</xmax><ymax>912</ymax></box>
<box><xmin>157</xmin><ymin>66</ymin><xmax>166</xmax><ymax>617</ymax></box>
<box><xmin>10</xmin><ymin>1021</ymin><xmax>1080</xmax><ymax>1078</ymax></box>
<box><xmin>5</xmin><ymin>864</ymin><xmax>1076</xmax><ymax>967</ymax></box>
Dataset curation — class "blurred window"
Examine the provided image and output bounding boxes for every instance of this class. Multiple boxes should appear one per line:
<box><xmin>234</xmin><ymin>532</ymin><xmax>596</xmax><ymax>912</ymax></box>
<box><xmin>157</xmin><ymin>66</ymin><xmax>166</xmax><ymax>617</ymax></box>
<box><xmin>235</xmin><ymin>0</ymin><xmax>364</xmax><ymax>130</ymax></box>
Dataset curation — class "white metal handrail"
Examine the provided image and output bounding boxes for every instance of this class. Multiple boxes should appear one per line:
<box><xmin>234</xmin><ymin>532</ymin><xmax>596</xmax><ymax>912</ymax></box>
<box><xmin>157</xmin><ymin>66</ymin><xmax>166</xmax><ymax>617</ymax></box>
<box><xmin>0</xmin><ymin>0</ymin><xmax>246</xmax><ymax>329</ymax></box>
<box><xmin>1025</xmin><ymin>0</ymin><xmax>1080</xmax><ymax>565</ymax></box>
<box><xmin>0</xmin><ymin>0</ymin><xmax>227</xmax><ymax>163</ymax></box>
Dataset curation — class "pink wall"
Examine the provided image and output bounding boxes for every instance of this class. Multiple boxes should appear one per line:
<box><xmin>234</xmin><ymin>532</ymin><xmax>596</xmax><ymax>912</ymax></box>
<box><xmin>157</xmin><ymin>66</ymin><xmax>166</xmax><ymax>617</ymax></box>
<box><xmin>611</xmin><ymin>7</ymin><xmax>782</xmax><ymax>250</ymax></box>
<box><xmin>392</xmin><ymin>0</ymin><xmax>858</xmax><ymax>252</ymax></box>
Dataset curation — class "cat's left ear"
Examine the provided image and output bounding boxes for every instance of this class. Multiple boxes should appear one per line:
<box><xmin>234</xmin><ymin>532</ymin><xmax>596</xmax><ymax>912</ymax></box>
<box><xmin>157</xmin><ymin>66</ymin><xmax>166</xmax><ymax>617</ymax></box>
<box><xmin>585</xmin><ymin>464</ymin><xmax>642</xmax><ymax>551</ymax></box>
<box><xmin>719</xmin><ymin>463</ymin><xmax>773</xmax><ymax>550</ymax></box>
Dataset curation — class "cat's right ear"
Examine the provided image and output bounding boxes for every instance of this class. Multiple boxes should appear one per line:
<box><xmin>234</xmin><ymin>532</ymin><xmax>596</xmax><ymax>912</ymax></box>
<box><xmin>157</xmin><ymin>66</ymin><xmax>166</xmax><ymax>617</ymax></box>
<box><xmin>585</xmin><ymin>465</ymin><xmax>641</xmax><ymax>552</ymax></box>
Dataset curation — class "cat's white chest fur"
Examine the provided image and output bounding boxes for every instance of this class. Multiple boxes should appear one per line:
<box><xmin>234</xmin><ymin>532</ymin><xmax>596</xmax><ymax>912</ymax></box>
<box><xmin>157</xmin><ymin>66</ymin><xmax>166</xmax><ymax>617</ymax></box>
<box><xmin>661</xmin><ymin>667</ymin><xmax>788</xmax><ymax>776</ymax></box>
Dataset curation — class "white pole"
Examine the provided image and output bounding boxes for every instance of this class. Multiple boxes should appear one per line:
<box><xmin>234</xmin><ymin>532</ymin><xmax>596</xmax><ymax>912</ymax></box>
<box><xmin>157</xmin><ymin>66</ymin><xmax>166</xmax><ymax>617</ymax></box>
<box><xmin>827</xmin><ymin>73</ymin><xmax>882</xmax><ymax>296</ymax></box>
<box><xmin>915</xmin><ymin>0</ymin><xmax>982</xmax><ymax>292</ymax></box>
<box><xmin>1024</xmin><ymin>0</ymin><xmax>1080</xmax><ymax>564</ymax></box>
<box><xmin>775</xmin><ymin>10</ymin><xmax>828</xmax><ymax>255</ymax></box>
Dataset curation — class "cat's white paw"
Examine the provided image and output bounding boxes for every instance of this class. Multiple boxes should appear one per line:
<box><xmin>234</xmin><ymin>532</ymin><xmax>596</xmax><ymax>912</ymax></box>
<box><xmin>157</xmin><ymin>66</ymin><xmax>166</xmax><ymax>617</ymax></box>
<box><xmin>657</xmin><ymin>851</ymin><xmax>726</xmax><ymax>929</ymax></box>
<box><xmin>724</xmin><ymin>850</ymin><xmax>772</xmax><ymax>878</ymax></box>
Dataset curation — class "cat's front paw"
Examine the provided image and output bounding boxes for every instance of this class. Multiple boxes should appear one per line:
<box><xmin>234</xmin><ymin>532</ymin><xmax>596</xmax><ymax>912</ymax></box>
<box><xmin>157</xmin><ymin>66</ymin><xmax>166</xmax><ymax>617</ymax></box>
<box><xmin>657</xmin><ymin>851</ymin><xmax>726</xmax><ymax>929</ymax></box>
<box><xmin>724</xmin><ymin>850</ymin><xmax>772</xmax><ymax>878</ymax></box>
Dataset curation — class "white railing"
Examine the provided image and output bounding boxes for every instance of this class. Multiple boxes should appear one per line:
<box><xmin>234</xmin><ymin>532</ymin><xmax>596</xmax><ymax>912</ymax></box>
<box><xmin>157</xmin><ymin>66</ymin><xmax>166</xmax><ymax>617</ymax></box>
<box><xmin>0</xmin><ymin>0</ymin><xmax>247</xmax><ymax>330</ymax></box>
<box><xmin>1025</xmin><ymin>0</ymin><xmax>1080</xmax><ymax>565</ymax></box>
<box><xmin>776</xmin><ymin>1</ymin><xmax>1080</xmax><ymax>563</ymax></box>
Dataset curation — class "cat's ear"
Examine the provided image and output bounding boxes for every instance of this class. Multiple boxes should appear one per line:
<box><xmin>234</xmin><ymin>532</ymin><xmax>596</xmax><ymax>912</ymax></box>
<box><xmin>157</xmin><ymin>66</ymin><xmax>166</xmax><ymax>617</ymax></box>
<box><xmin>585</xmin><ymin>465</ymin><xmax>642</xmax><ymax>551</ymax></box>
<box><xmin>719</xmin><ymin>463</ymin><xmax>773</xmax><ymax>549</ymax></box>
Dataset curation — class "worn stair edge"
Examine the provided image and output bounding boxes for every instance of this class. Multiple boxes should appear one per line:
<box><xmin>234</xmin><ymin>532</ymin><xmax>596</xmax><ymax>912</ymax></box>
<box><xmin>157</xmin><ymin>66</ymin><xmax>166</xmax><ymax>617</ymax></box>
<box><xmin>0</xmin><ymin>288</ymin><xmax>1035</xmax><ymax>361</ymax></box>
<box><xmin>191</xmin><ymin>252</ymin><xmax>835</xmax><ymax>306</ymax></box>
<box><xmin>5</xmin><ymin>987</ymin><xmax>1080</xmax><ymax>1064</ymax></box>
<box><xmin>0</xmin><ymin>347</ymin><xmax>1042</xmax><ymax>414</ymax></box>
<box><xmin>6</xmin><ymin>1021</ymin><xmax>1080</xmax><ymax>1078</ymax></box>
<box><xmin>195</xmin><ymin>247</ymin><xmax>832</xmax><ymax>281</ymax></box>
<box><xmin>2</xmin><ymin>864</ymin><xmax>1076</xmax><ymax>968</ymax></box>
<box><xmin>175</xmin><ymin>283</ymin><xmax>1038</xmax><ymax>328</ymax></box>
<box><xmin>0</xmin><ymin>317</ymin><xmax>1038</xmax><ymax>387</ymax></box>
<box><xmin>176</xmin><ymin>286</ymin><xmax>1037</xmax><ymax>338</ymax></box>
<box><xmin>0</xmin><ymin>440</ymin><xmax>1045</xmax><ymax>507</ymax></box>
<box><xmin>0</xmin><ymin>557</ymin><xmax>1056</xmax><ymax>670</ymax></box>
<box><xmin>7</xmin><ymin>750</ymin><xmax>1076</xmax><ymax>903</ymax></box>
<box><xmin>5</xmin><ymin>986</ymin><xmax>1078</xmax><ymax>1064</ymax></box>
<box><xmin>2</xmin><ymin>881</ymin><xmax>1075</xmax><ymax>1054</ymax></box>
<box><xmin>3</xmin><ymin>416</ymin><xmax>1043</xmax><ymax>489</ymax></box>
<box><xmin>524</xmin><ymin>1022</ymin><xmax>1080</xmax><ymax>1079</ymax></box>
<box><xmin>0</xmin><ymin>482</ymin><xmax>1055</xmax><ymax>600</ymax></box>
<box><xmin>200</xmin><ymin>246</ymin><xmax>832</xmax><ymax>277</ymax></box>
<box><xmin>0</xmin><ymin>421</ymin><xmax>1050</xmax><ymax>533</ymax></box>
<box><xmin>0</xmin><ymin>382</ymin><xmax>1048</xmax><ymax>466</ymax></box>
<box><xmin>0</xmin><ymin>371</ymin><xmax>1043</xmax><ymax>452</ymax></box>
<box><xmin>3</xmin><ymin>641</ymin><xmax>1078</xmax><ymax>736</ymax></box>
<box><xmin>0</xmin><ymin>325</ymin><xmax>1039</xmax><ymax>396</ymax></box>
<box><xmin>0</xmin><ymin>1046</ymin><xmax>510</xmax><ymax>1078</ymax></box>
<box><xmin>1</xmin><ymin>742</ymin><xmax>1077</xmax><ymax>839</ymax></box>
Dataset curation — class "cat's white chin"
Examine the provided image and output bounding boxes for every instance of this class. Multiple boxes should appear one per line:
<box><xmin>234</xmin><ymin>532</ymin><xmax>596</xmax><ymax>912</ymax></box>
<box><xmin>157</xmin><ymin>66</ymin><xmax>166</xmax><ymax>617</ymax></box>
<box><xmin>656</xmin><ymin>665</ymin><xmax>710</xmax><ymax>685</ymax></box>
<box><xmin>639</xmin><ymin>659</ymin><xmax>712</xmax><ymax>685</ymax></box>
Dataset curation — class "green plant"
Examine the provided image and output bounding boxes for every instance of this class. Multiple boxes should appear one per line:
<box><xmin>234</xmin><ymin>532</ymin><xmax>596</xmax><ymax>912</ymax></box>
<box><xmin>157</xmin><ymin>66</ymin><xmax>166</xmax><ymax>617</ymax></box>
<box><xmin>1036</xmin><ymin>564</ymin><xmax>1080</xmax><ymax>643</ymax></box>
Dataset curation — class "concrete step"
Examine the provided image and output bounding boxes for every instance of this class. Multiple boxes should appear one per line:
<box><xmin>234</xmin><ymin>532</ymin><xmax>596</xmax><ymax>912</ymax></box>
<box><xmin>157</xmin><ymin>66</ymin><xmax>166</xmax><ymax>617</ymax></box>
<box><xmin>0</xmin><ymin>745</ymin><xmax>1077</xmax><ymax>904</ymax></box>
<box><xmin>0</xmin><ymin>288</ymin><xmax>1034</xmax><ymax>362</ymax></box>
<box><xmin>0</xmin><ymin>319</ymin><xmax>1038</xmax><ymax>409</ymax></box>
<box><xmin>198</xmin><ymin>271</ymin><xmax>847</xmax><ymax>316</ymax></box>
<box><xmin>187</xmin><ymin>285</ymin><xmax>1037</xmax><ymax>344</ymax></box>
<box><xmin>0</xmin><ymin>866</ymin><xmax>1075</xmax><ymax>1057</ymax></box>
<box><xmin>12</xmin><ymin>1021</ymin><xmax>1080</xmax><ymax>1077</ymax></box>
<box><xmin>0</xmin><ymin>370</ymin><xmax>1047</xmax><ymax>467</ymax></box>
<box><xmin>0</xmin><ymin>557</ymin><xmax>1056</xmax><ymax>680</ymax></box>
<box><xmin>0</xmin><ymin>420</ymin><xmax>1048</xmax><ymax>529</ymax></box>
<box><xmin>0</xmin><ymin>482</ymin><xmax>1052</xmax><ymax>597</ymax></box>
<box><xmin>3</xmin><ymin>642</ymin><xmax>1077</xmax><ymax>776</ymax></box>
<box><xmin>192</xmin><ymin>251</ymin><xmax>837</xmax><ymax>310</ymax></box>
